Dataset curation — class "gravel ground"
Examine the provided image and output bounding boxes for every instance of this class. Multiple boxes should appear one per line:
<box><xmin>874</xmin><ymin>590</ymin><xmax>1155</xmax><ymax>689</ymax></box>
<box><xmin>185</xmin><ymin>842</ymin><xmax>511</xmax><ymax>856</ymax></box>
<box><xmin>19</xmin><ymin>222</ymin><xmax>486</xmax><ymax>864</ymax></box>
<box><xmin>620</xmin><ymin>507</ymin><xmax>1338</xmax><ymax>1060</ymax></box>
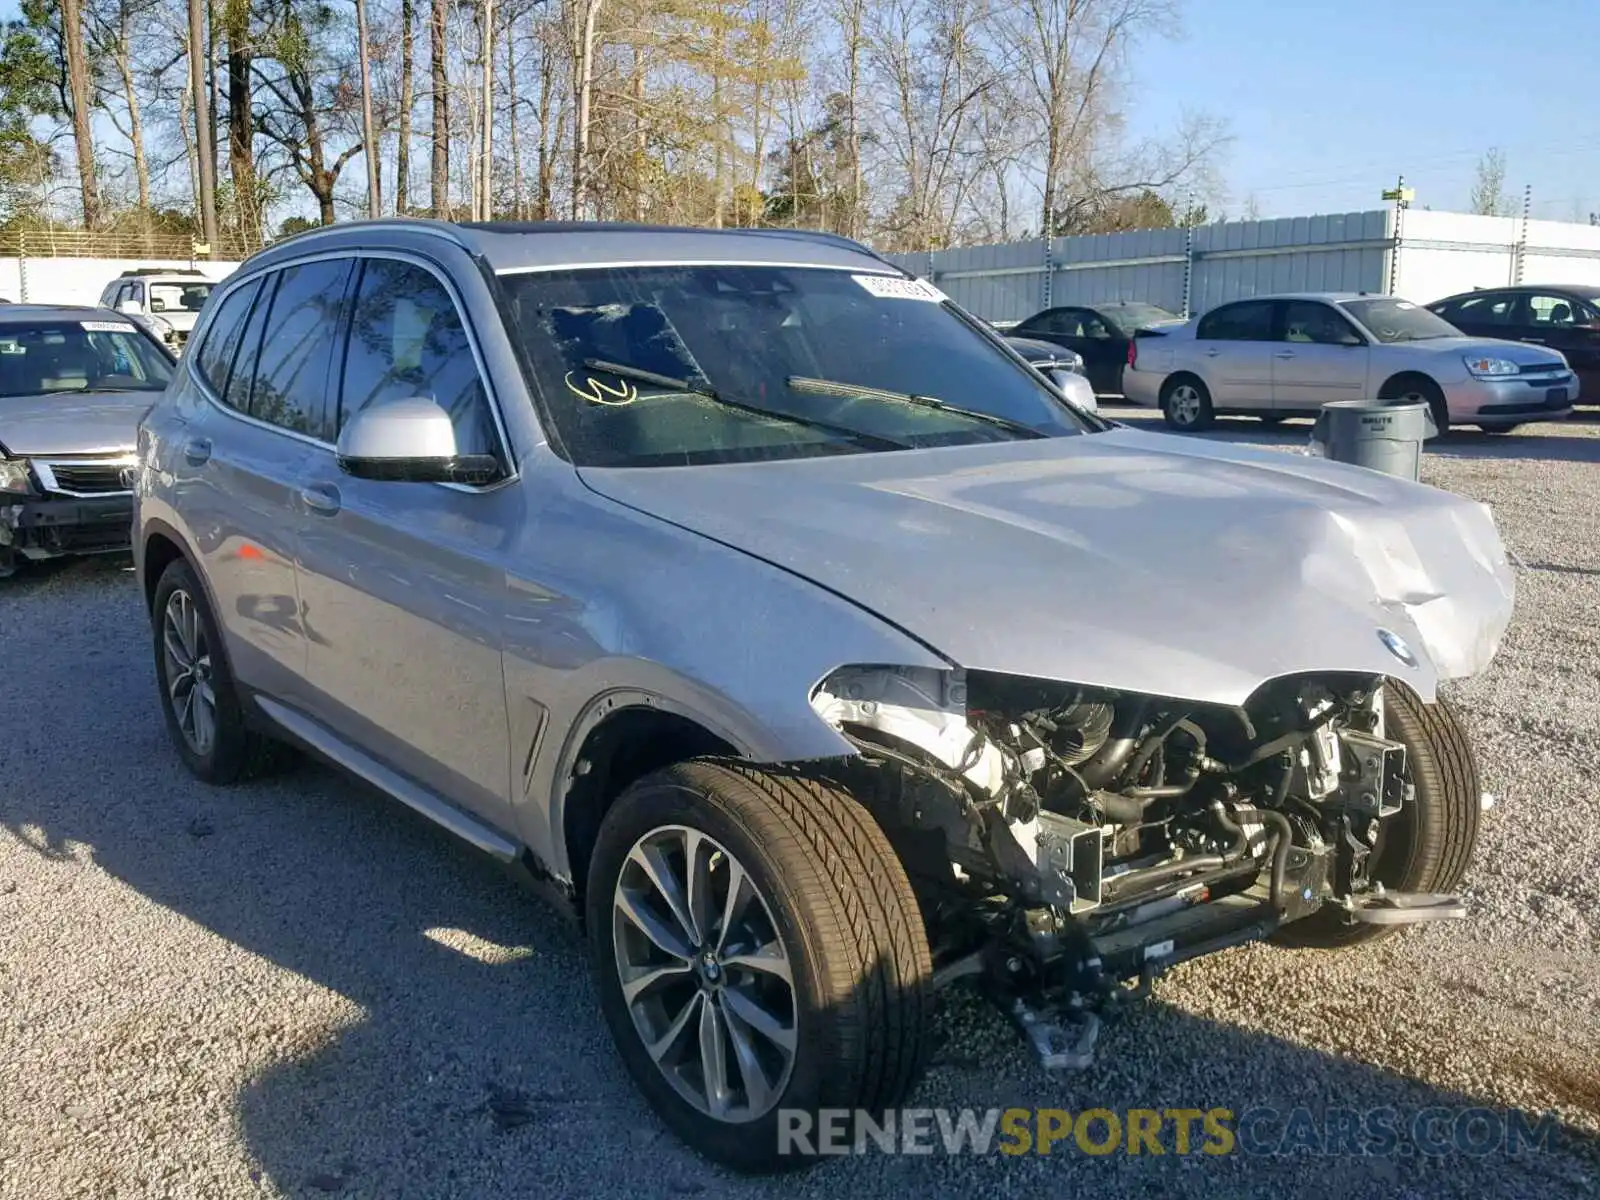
<box><xmin>2</xmin><ymin>413</ymin><xmax>1597</xmax><ymax>1199</ymax></box>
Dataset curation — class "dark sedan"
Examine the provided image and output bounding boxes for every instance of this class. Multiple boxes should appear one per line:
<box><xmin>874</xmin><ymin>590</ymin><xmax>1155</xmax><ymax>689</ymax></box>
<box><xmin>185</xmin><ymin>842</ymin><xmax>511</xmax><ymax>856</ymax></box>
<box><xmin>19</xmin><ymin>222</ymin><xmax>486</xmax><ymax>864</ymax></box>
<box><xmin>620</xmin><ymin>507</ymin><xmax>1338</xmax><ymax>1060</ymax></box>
<box><xmin>1429</xmin><ymin>284</ymin><xmax>1600</xmax><ymax>405</ymax></box>
<box><xmin>1011</xmin><ymin>301</ymin><xmax>1183</xmax><ymax>395</ymax></box>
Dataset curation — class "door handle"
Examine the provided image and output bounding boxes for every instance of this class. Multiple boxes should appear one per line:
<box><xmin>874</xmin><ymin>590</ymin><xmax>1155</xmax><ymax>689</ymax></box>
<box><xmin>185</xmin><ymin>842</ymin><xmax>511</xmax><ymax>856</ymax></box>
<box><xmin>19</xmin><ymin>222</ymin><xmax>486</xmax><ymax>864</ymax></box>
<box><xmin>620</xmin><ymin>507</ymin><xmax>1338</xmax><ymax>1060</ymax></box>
<box><xmin>1275</xmin><ymin>350</ymin><xmax>1296</xmax><ymax>359</ymax></box>
<box><xmin>1520</xmin><ymin>337</ymin><xmax>1545</xmax><ymax>343</ymax></box>
<box><xmin>299</xmin><ymin>482</ymin><xmax>342</xmax><ymax>516</ymax></box>
<box><xmin>1204</xmin><ymin>348</ymin><xmax>1220</xmax><ymax>357</ymax></box>
<box><xmin>183</xmin><ymin>436</ymin><xmax>212</xmax><ymax>465</ymax></box>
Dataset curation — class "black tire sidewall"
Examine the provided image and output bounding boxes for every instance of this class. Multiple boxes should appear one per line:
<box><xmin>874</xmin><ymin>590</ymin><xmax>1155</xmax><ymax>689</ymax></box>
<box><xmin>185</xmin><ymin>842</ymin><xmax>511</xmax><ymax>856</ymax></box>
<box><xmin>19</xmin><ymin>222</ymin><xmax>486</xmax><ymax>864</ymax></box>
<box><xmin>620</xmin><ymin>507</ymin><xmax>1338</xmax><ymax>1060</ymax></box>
<box><xmin>151</xmin><ymin>558</ymin><xmax>250</xmax><ymax>785</ymax></box>
<box><xmin>585</xmin><ymin>774</ymin><xmax>851</xmax><ymax>1172</ymax></box>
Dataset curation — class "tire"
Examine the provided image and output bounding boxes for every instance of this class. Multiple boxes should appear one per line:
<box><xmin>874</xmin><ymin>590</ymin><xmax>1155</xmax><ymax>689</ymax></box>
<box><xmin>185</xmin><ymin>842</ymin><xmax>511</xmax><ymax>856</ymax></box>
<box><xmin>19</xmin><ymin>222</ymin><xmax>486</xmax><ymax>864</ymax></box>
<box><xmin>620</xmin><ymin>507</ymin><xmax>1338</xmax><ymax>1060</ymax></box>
<box><xmin>1275</xmin><ymin>683</ymin><xmax>1480</xmax><ymax>949</ymax></box>
<box><xmin>1160</xmin><ymin>374</ymin><xmax>1215</xmax><ymax>431</ymax></box>
<box><xmin>151</xmin><ymin>558</ymin><xmax>294</xmax><ymax>785</ymax></box>
<box><xmin>1380</xmin><ymin>374</ymin><xmax>1449</xmax><ymax>435</ymax></box>
<box><xmin>586</xmin><ymin>760</ymin><xmax>932</xmax><ymax>1172</ymax></box>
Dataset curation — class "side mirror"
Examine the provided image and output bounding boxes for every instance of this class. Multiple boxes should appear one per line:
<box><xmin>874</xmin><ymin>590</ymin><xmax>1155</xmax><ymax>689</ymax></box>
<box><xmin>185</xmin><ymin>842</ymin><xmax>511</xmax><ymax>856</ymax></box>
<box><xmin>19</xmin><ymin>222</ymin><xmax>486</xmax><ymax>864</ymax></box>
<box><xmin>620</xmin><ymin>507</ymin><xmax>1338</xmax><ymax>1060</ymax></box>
<box><xmin>116</xmin><ymin>298</ymin><xmax>141</xmax><ymax>315</ymax></box>
<box><xmin>1341</xmin><ymin>334</ymin><xmax>1365</xmax><ymax>347</ymax></box>
<box><xmin>336</xmin><ymin>397</ymin><xmax>503</xmax><ymax>485</ymax></box>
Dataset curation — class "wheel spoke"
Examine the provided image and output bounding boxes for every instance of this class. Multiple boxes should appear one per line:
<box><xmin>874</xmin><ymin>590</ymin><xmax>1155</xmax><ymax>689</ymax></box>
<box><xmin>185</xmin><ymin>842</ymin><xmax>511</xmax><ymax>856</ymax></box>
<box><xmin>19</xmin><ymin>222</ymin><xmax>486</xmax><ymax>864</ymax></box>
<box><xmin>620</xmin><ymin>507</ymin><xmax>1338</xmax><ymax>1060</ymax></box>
<box><xmin>646</xmin><ymin>990</ymin><xmax>702</xmax><ymax>1064</ymax></box>
<box><xmin>619</xmin><ymin>959</ymin><xmax>693</xmax><ymax>1006</ymax></box>
<box><xmin>630</xmin><ymin>840</ymin><xmax>698</xmax><ymax>950</ymax></box>
<box><xmin>191</xmin><ymin>680</ymin><xmax>215</xmax><ymax>752</ymax></box>
<box><xmin>723</xmin><ymin>940</ymin><xmax>792</xmax><ymax>986</ymax></box>
<box><xmin>683</xmin><ymin>830</ymin><xmax>711</xmax><ymax>948</ymax></box>
<box><xmin>163</xmin><ymin>625</ymin><xmax>190</xmax><ymax>671</ymax></box>
<box><xmin>615</xmin><ymin>885</ymin><xmax>693</xmax><ymax>960</ymax></box>
<box><xmin>698</xmin><ymin>994</ymin><xmax>733</xmax><ymax>1118</ymax></box>
<box><xmin>720</xmin><ymin>985</ymin><xmax>796</xmax><ymax>1054</ymax></box>
<box><xmin>175</xmin><ymin>687</ymin><xmax>195</xmax><ymax>737</ymax></box>
<box><xmin>722</xmin><ymin>995</ymin><xmax>779</xmax><ymax>1113</ymax></box>
<box><xmin>713</xmin><ymin>858</ymin><xmax>754</xmax><ymax>955</ymax></box>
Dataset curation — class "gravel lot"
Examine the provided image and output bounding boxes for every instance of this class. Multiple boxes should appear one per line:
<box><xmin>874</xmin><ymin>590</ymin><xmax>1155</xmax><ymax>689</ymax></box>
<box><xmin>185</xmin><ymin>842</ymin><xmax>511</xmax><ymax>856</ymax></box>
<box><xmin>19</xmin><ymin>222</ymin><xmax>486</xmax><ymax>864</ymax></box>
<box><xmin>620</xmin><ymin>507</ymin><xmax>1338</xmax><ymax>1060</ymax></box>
<box><xmin>2</xmin><ymin>413</ymin><xmax>1597</xmax><ymax>1199</ymax></box>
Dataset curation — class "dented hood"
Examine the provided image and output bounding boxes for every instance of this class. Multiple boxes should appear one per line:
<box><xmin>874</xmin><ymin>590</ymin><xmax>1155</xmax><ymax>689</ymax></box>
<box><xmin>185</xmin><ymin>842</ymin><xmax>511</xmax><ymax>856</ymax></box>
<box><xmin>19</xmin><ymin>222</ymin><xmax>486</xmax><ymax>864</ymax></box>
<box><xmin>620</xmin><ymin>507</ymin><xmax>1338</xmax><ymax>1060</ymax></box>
<box><xmin>578</xmin><ymin>430</ymin><xmax>1515</xmax><ymax>706</ymax></box>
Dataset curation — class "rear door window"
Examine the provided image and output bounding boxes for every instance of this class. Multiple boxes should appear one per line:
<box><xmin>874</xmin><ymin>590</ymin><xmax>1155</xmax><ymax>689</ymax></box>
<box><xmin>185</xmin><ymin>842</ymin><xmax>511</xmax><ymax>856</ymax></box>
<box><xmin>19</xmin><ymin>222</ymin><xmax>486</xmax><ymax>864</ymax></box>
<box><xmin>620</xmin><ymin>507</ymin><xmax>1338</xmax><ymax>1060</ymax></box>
<box><xmin>224</xmin><ymin>274</ymin><xmax>276</xmax><ymax>413</ymax></box>
<box><xmin>1197</xmin><ymin>301</ymin><xmax>1276</xmax><ymax>341</ymax></box>
<box><xmin>247</xmin><ymin>259</ymin><xmax>352</xmax><ymax>440</ymax></box>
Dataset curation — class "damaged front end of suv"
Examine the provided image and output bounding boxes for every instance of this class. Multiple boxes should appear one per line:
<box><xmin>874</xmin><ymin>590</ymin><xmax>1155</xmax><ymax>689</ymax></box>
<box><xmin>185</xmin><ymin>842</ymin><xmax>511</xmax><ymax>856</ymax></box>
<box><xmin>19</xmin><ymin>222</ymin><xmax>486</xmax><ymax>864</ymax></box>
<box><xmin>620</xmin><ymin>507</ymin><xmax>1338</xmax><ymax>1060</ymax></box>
<box><xmin>811</xmin><ymin>658</ymin><xmax>1478</xmax><ymax>1068</ymax></box>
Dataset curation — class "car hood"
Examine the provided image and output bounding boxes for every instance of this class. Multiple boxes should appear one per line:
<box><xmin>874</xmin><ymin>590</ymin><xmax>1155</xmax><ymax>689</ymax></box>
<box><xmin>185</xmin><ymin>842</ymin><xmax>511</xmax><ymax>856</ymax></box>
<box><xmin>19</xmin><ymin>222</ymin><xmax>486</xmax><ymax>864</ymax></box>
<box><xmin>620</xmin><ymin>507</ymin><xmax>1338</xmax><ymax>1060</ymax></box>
<box><xmin>578</xmin><ymin>430</ymin><xmax>1514</xmax><ymax>706</ymax></box>
<box><xmin>0</xmin><ymin>390</ymin><xmax>157</xmax><ymax>457</ymax></box>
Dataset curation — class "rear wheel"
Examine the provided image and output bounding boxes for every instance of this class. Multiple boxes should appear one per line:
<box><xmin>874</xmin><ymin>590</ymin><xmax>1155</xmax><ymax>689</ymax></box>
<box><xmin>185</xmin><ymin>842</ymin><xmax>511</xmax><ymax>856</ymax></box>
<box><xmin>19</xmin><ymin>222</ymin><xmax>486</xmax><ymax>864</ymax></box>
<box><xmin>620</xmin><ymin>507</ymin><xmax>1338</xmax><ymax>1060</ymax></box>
<box><xmin>587</xmin><ymin>761</ymin><xmax>932</xmax><ymax>1172</ymax></box>
<box><xmin>1275</xmin><ymin>683</ymin><xmax>1480</xmax><ymax>949</ymax></box>
<box><xmin>1160</xmin><ymin>375</ymin><xmax>1215</xmax><ymax>432</ymax></box>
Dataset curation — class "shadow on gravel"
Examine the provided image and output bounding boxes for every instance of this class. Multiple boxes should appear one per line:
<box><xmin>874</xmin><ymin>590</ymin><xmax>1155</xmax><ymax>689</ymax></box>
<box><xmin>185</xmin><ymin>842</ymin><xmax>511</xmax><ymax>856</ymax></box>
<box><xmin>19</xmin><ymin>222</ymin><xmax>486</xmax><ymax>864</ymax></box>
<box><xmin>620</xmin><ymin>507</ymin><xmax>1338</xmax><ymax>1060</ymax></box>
<box><xmin>3</xmin><ymin>565</ymin><xmax>1598</xmax><ymax>1200</ymax></box>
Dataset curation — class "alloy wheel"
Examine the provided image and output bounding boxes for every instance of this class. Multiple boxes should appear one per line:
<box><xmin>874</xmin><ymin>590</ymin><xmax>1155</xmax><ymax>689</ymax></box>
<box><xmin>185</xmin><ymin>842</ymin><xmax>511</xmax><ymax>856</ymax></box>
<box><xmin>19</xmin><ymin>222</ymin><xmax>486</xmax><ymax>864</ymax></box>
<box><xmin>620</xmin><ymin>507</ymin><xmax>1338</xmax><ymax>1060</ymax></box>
<box><xmin>161</xmin><ymin>588</ymin><xmax>216</xmax><ymax>756</ymax></box>
<box><xmin>1168</xmin><ymin>383</ymin><xmax>1202</xmax><ymax>426</ymax></box>
<box><xmin>611</xmin><ymin>825</ymin><xmax>797</xmax><ymax>1123</ymax></box>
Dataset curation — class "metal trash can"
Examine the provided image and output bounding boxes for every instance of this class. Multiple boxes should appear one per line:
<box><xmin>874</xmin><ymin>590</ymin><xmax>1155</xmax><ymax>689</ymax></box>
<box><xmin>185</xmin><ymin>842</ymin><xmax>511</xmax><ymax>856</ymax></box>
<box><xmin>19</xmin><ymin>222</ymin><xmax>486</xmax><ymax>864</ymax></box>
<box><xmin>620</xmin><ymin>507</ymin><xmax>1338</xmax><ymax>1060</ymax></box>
<box><xmin>1309</xmin><ymin>399</ymin><xmax>1438</xmax><ymax>481</ymax></box>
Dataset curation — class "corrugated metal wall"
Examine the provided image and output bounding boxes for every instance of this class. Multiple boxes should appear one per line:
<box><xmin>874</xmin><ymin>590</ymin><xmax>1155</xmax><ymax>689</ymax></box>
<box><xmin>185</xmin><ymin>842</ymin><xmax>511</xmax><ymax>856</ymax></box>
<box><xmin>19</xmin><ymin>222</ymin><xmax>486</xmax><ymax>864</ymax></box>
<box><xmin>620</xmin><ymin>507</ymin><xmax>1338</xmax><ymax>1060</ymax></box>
<box><xmin>887</xmin><ymin>207</ymin><xmax>1600</xmax><ymax>322</ymax></box>
<box><xmin>888</xmin><ymin>210</ymin><xmax>1395</xmax><ymax>321</ymax></box>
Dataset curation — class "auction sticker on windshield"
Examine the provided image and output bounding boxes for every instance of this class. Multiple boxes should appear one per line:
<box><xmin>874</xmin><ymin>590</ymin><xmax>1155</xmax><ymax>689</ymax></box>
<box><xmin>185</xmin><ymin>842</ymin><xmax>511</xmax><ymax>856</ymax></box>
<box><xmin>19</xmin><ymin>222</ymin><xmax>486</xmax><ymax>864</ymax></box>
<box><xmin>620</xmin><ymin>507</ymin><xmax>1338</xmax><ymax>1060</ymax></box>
<box><xmin>81</xmin><ymin>321</ymin><xmax>138</xmax><ymax>333</ymax></box>
<box><xmin>853</xmin><ymin>274</ymin><xmax>947</xmax><ymax>303</ymax></box>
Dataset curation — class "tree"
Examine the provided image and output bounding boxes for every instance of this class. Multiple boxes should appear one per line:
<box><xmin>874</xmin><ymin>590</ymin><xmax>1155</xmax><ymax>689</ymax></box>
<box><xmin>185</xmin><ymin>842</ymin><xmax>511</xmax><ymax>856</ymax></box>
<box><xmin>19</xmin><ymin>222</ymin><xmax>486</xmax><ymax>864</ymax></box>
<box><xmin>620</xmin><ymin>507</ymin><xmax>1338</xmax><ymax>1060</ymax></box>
<box><xmin>1470</xmin><ymin>147</ymin><xmax>1510</xmax><ymax>217</ymax></box>
<box><xmin>188</xmin><ymin>0</ymin><xmax>218</xmax><ymax>243</ymax></box>
<box><xmin>0</xmin><ymin>19</ymin><xmax>58</xmax><ymax>220</ymax></box>
<box><xmin>430</xmin><ymin>0</ymin><xmax>449</xmax><ymax>216</ymax></box>
<box><xmin>397</xmin><ymin>0</ymin><xmax>414</xmax><ymax>212</ymax></box>
<box><xmin>57</xmin><ymin>0</ymin><xmax>101</xmax><ymax>224</ymax></box>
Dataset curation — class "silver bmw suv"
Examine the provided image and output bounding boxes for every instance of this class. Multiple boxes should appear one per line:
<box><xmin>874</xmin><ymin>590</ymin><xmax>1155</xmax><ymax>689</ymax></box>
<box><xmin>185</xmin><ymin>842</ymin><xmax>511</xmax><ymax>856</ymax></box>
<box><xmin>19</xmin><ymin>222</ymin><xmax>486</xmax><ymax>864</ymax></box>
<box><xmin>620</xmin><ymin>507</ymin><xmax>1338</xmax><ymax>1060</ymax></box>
<box><xmin>135</xmin><ymin>220</ymin><xmax>1512</xmax><ymax>1170</ymax></box>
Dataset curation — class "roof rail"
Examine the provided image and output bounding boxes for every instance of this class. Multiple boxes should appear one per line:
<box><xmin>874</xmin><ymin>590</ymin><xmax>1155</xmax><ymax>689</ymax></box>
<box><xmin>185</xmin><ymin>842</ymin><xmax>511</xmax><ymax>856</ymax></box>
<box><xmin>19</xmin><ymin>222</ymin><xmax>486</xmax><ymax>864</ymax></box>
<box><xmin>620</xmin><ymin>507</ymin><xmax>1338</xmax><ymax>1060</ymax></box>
<box><xmin>265</xmin><ymin>216</ymin><xmax>476</xmax><ymax>256</ymax></box>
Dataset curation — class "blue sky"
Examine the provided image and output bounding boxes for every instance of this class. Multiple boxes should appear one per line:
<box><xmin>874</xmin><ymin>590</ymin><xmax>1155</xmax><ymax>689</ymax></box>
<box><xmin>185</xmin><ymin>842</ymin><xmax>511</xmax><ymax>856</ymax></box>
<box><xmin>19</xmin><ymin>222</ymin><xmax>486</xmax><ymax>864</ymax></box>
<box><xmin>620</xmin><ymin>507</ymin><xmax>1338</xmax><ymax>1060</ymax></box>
<box><xmin>1128</xmin><ymin>0</ymin><xmax>1600</xmax><ymax>219</ymax></box>
<box><xmin>6</xmin><ymin>0</ymin><xmax>1595</xmax><ymax>224</ymax></box>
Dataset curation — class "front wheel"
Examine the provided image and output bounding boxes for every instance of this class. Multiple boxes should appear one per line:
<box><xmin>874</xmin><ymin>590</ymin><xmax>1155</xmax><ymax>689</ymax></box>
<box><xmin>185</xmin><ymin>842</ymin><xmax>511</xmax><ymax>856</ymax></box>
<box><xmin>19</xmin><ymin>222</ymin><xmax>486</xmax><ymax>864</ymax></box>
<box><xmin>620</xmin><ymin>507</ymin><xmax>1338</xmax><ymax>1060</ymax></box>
<box><xmin>586</xmin><ymin>761</ymin><xmax>932</xmax><ymax>1172</ymax></box>
<box><xmin>1160</xmin><ymin>375</ymin><xmax>1215</xmax><ymax>432</ymax></box>
<box><xmin>1275</xmin><ymin>683</ymin><xmax>1481</xmax><ymax>949</ymax></box>
<box><xmin>1380</xmin><ymin>375</ymin><xmax>1449</xmax><ymax>436</ymax></box>
<box><xmin>151</xmin><ymin>558</ymin><xmax>294</xmax><ymax>784</ymax></box>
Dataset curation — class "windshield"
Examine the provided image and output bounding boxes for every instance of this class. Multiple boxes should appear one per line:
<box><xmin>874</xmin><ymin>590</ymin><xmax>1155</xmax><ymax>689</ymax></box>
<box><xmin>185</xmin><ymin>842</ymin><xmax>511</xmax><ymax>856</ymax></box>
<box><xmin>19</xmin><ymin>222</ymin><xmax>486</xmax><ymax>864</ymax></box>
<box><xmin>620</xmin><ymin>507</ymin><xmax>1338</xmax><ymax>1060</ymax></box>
<box><xmin>1103</xmin><ymin>303</ymin><xmax>1180</xmax><ymax>333</ymax></box>
<box><xmin>0</xmin><ymin>321</ymin><xmax>174</xmax><ymax>398</ymax></box>
<box><xmin>497</xmin><ymin>265</ymin><xmax>1093</xmax><ymax>467</ymax></box>
<box><xmin>1339</xmin><ymin>298</ymin><xmax>1461</xmax><ymax>343</ymax></box>
<box><xmin>148</xmin><ymin>281</ymin><xmax>213</xmax><ymax>313</ymax></box>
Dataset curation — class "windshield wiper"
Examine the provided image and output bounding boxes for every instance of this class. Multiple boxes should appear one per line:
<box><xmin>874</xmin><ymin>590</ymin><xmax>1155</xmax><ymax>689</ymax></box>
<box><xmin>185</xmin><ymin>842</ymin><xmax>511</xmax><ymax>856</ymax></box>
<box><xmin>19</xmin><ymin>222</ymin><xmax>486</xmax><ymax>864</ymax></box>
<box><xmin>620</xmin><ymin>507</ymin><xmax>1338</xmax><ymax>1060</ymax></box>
<box><xmin>581</xmin><ymin>359</ymin><xmax>911</xmax><ymax>451</ymax></box>
<box><xmin>785</xmin><ymin>375</ymin><xmax>1046</xmax><ymax>439</ymax></box>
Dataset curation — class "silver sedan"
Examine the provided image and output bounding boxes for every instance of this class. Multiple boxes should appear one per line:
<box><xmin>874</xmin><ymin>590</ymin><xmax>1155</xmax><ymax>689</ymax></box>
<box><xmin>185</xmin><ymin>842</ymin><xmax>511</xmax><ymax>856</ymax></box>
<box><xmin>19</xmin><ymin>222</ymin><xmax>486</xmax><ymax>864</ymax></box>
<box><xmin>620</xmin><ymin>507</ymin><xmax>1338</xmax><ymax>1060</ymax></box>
<box><xmin>1122</xmin><ymin>292</ymin><xmax>1577</xmax><ymax>432</ymax></box>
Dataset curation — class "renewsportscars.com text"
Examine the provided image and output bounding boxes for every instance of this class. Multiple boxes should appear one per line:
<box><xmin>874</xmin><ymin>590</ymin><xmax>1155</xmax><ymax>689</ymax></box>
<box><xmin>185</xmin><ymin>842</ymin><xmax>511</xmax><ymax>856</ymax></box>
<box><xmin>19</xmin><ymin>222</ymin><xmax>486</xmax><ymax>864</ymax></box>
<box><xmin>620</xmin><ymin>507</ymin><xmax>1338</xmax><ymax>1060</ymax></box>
<box><xmin>777</xmin><ymin>1105</ymin><xmax>1561</xmax><ymax>1158</ymax></box>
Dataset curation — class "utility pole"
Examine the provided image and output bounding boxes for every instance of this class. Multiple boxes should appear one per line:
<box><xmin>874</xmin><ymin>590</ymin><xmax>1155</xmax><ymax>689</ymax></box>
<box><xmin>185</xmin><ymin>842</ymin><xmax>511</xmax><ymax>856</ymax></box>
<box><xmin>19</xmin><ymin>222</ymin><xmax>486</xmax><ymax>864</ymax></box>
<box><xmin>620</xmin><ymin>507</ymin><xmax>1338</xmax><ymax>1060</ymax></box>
<box><xmin>1381</xmin><ymin>175</ymin><xmax>1413</xmax><ymax>295</ymax></box>
<box><xmin>189</xmin><ymin>0</ymin><xmax>219</xmax><ymax>251</ymax></box>
<box><xmin>479</xmin><ymin>0</ymin><xmax>494</xmax><ymax>220</ymax></box>
<box><xmin>356</xmin><ymin>0</ymin><xmax>381</xmax><ymax>217</ymax></box>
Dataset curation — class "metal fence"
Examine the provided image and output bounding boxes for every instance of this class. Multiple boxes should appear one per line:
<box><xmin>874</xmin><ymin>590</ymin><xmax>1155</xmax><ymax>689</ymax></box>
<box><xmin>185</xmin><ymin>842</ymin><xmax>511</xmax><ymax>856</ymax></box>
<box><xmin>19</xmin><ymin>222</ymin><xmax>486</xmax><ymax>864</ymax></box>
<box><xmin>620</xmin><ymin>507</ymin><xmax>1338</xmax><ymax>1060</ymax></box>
<box><xmin>885</xmin><ymin>210</ymin><xmax>1394</xmax><ymax>322</ymax></box>
<box><xmin>0</xmin><ymin>227</ymin><xmax>260</xmax><ymax>262</ymax></box>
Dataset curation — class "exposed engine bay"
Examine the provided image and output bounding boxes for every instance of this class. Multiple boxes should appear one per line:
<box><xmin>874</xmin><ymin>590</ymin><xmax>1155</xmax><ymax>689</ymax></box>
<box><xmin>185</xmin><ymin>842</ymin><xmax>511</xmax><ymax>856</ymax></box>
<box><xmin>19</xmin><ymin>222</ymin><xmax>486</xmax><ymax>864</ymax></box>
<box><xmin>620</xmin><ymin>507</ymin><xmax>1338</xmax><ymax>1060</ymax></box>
<box><xmin>811</xmin><ymin>665</ymin><xmax>1467</xmax><ymax>1069</ymax></box>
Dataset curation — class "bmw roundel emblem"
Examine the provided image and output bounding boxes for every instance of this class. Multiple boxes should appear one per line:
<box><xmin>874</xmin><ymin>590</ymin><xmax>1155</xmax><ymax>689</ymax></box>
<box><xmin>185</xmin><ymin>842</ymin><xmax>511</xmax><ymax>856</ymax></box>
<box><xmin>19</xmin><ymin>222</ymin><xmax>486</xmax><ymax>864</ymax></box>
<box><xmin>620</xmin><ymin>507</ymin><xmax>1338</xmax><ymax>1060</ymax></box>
<box><xmin>1377</xmin><ymin>628</ymin><xmax>1418</xmax><ymax>668</ymax></box>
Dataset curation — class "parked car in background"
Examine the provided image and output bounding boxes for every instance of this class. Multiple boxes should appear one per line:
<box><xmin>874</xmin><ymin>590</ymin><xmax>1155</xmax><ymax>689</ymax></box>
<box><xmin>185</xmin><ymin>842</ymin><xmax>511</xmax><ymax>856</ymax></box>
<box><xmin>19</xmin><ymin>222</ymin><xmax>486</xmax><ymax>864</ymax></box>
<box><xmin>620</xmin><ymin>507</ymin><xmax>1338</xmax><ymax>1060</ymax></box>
<box><xmin>1123</xmin><ymin>292</ymin><xmax>1576</xmax><ymax>433</ymax></box>
<box><xmin>1428</xmin><ymin>284</ymin><xmax>1600</xmax><ymax>404</ymax></box>
<box><xmin>1011</xmin><ymin>301</ymin><xmax>1184</xmax><ymax>394</ymax></box>
<box><xmin>0</xmin><ymin>305</ymin><xmax>175</xmax><ymax>576</ymax></box>
<box><xmin>1005</xmin><ymin>335</ymin><xmax>1098</xmax><ymax>413</ymax></box>
<box><xmin>98</xmin><ymin>269</ymin><xmax>217</xmax><ymax>350</ymax></box>
<box><xmin>136</xmin><ymin>220</ymin><xmax>1509</xmax><ymax>1170</ymax></box>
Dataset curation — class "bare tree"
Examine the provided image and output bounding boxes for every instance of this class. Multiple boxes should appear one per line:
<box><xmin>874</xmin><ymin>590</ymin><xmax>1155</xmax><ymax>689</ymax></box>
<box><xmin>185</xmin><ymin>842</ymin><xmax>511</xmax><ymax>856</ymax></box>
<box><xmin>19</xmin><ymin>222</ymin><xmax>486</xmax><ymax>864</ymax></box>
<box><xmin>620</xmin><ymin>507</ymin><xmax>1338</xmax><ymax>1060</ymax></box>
<box><xmin>355</xmin><ymin>0</ymin><xmax>381</xmax><ymax>215</ymax></box>
<box><xmin>431</xmin><ymin>0</ymin><xmax>450</xmax><ymax>215</ymax></box>
<box><xmin>569</xmin><ymin>0</ymin><xmax>602</xmax><ymax>218</ymax></box>
<box><xmin>397</xmin><ymin>0</ymin><xmax>414</xmax><ymax>213</ymax></box>
<box><xmin>60</xmin><ymin>0</ymin><xmax>102</xmax><ymax>225</ymax></box>
<box><xmin>187</xmin><ymin>0</ymin><xmax>218</xmax><ymax>242</ymax></box>
<box><xmin>1470</xmin><ymin>147</ymin><xmax>1510</xmax><ymax>217</ymax></box>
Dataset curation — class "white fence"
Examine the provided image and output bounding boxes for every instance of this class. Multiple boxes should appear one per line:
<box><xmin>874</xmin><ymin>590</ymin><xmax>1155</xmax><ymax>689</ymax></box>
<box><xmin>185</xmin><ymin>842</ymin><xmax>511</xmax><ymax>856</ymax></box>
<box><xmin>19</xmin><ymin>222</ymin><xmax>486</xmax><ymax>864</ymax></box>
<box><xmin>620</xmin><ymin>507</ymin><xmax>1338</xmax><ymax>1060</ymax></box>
<box><xmin>887</xmin><ymin>209</ymin><xmax>1600</xmax><ymax>322</ymax></box>
<box><xmin>1</xmin><ymin>257</ymin><xmax>241</xmax><ymax>308</ymax></box>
